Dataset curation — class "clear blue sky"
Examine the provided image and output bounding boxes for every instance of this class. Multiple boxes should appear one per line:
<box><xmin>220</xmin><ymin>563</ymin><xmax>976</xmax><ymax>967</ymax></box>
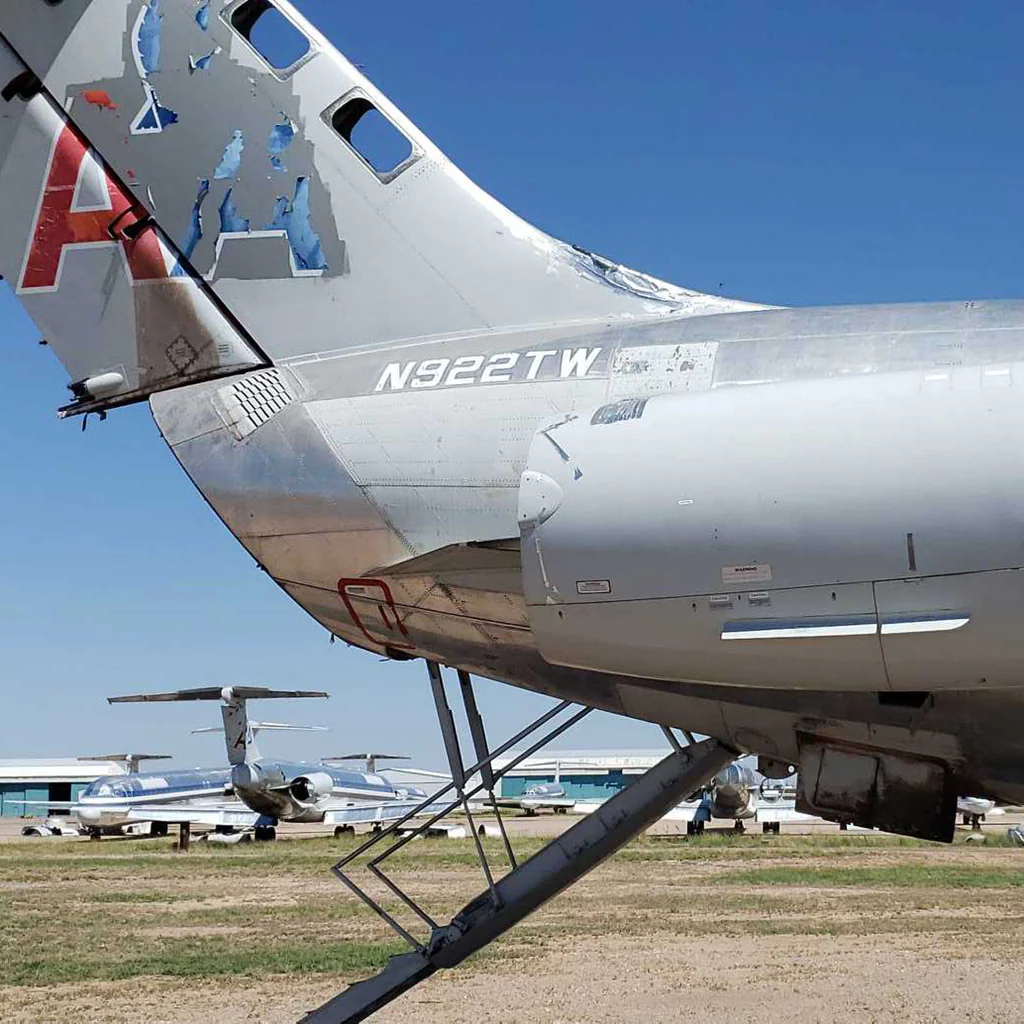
<box><xmin>3</xmin><ymin>1</ymin><xmax>1023</xmax><ymax>769</ymax></box>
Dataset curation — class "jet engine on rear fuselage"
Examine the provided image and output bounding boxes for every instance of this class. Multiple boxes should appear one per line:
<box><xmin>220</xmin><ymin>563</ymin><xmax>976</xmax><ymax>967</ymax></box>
<box><xmin>289</xmin><ymin>772</ymin><xmax>334</xmax><ymax>805</ymax></box>
<box><xmin>520</xmin><ymin>369</ymin><xmax>1024</xmax><ymax>695</ymax></box>
<box><xmin>706</xmin><ymin>764</ymin><xmax>758</xmax><ymax>822</ymax></box>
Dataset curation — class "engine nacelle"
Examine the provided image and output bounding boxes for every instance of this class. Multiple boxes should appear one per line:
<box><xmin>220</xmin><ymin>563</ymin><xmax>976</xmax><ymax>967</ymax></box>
<box><xmin>520</xmin><ymin>367</ymin><xmax>1024</xmax><ymax>690</ymax></box>
<box><xmin>708</xmin><ymin>763</ymin><xmax>757</xmax><ymax>820</ymax></box>
<box><xmin>289</xmin><ymin>772</ymin><xmax>333</xmax><ymax>805</ymax></box>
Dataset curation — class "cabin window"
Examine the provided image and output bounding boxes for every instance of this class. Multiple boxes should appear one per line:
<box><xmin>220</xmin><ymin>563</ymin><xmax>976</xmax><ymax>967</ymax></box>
<box><xmin>227</xmin><ymin>0</ymin><xmax>312</xmax><ymax>75</ymax></box>
<box><xmin>327</xmin><ymin>95</ymin><xmax>418</xmax><ymax>182</ymax></box>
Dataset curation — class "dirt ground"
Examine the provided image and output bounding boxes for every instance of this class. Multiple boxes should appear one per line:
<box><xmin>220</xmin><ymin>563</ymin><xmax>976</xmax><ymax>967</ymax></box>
<box><xmin>3</xmin><ymin>817</ymin><xmax>1024</xmax><ymax>1023</ymax></box>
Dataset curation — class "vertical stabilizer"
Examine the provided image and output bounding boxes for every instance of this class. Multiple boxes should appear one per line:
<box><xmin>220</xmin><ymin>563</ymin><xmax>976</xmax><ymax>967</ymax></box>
<box><xmin>0</xmin><ymin>0</ymin><xmax>764</xmax><ymax>389</ymax></box>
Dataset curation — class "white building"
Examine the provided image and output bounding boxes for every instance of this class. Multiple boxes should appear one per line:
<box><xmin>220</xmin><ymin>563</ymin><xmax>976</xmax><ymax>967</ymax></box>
<box><xmin>492</xmin><ymin>749</ymin><xmax>671</xmax><ymax>803</ymax></box>
<box><xmin>0</xmin><ymin>758</ymin><xmax>126</xmax><ymax>818</ymax></box>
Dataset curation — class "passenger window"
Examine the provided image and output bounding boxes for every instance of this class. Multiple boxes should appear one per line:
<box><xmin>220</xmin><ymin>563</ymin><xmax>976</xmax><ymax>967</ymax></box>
<box><xmin>330</xmin><ymin>97</ymin><xmax>415</xmax><ymax>180</ymax></box>
<box><xmin>229</xmin><ymin>0</ymin><xmax>311</xmax><ymax>72</ymax></box>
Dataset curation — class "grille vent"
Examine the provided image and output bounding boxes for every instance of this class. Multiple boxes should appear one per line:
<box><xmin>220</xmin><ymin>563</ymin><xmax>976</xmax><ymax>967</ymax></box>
<box><xmin>216</xmin><ymin>368</ymin><xmax>294</xmax><ymax>440</ymax></box>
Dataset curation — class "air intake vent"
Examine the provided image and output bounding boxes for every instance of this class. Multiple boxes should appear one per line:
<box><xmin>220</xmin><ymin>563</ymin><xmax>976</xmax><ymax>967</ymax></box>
<box><xmin>215</xmin><ymin>368</ymin><xmax>295</xmax><ymax>440</ymax></box>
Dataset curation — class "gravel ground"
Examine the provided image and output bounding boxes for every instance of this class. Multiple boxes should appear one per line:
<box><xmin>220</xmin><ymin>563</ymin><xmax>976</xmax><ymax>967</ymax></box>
<box><xmin>4</xmin><ymin>817</ymin><xmax>1024</xmax><ymax>1023</ymax></box>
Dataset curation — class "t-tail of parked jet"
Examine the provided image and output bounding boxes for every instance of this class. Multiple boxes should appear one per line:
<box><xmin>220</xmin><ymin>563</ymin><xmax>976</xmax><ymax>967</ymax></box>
<box><xmin>109</xmin><ymin>686</ymin><xmax>328</xmax><ymax>764</ymax></box>
<box><xmin>0</xmin><ymin>0</ymin><xmax>761</xmax><ymax>415</ymax></box>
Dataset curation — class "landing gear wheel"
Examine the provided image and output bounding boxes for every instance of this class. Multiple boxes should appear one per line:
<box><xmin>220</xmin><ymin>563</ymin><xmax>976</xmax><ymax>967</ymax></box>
<box><xmin>151</xmin><ymin>821</ymin><xmax>169</xmax><ymax>837</ymax></box>
<box><xmin>762</xmin><ymin>822</ymin><xmax>780</xmax><ymax>835</ymax></box>
<box><xmin>733</xmin><ymin>820</ymin><xmax>745</xmax><ymax>833</ymax></box>
<box><xmin>254</xmin><ymin>825</ymin><xmax>277</xmax><ymax>842</ymax></box>
<box><xmin>334</xmin><ymin>825</ymin><xmax>355</xmax><ymax>838</ymax></box>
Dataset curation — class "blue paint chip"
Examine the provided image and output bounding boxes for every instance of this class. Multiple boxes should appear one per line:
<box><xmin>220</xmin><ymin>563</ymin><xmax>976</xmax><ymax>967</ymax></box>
<box><xmin>214</xmin><ymin>130</ymin><xmax>245</xmax><ymax>180</ymax></box>
<box><xmin>173</xmin><ymin>178</ymin><xmax>210</xmax><ymax>277</ymax></box>
<box><xmin>219</xmin><ymin>189</ymin><xmax>250</xmax><ymax>234</ymax></box>
<box><xmin>195</xmin><ymin>0</ymin><xmax>210</xmax><ymax>31</ymax></box>
<box><xmin>267</xmin><ymin>118</ymin><xmax>295</xmax><ymax>173</ymax></box>
<box><xmin>135</xmin><ymin>88</ymin><xmax>178</xmax><ymax>131</ymax></box>
<box><xmin>189</xmin><ymin>49</ymin><xmax>217</xmax><ymax>74</ymax></box>
<box><xmin>137</xmin><ymin>0</ymin><xmax>163</xmax><ymax>77</ymax></box>
<box><xmin>267</xmin><ymin>177</ymin><xmax>327</xmax><ymax>272</ymax></box>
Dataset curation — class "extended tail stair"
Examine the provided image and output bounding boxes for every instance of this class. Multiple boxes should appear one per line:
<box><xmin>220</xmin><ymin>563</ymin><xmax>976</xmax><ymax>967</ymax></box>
<box><xmin>302</xmin><ymin>663</ymin><xmax>735</xmax><ymax>1023</ymax></box>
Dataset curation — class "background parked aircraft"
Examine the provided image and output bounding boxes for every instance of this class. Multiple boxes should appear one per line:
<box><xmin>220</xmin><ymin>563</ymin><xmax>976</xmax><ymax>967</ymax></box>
<box><xmin>24</xmin><ymin>689</ymin><xmax>437</xmax><ymax>840</ymax></box>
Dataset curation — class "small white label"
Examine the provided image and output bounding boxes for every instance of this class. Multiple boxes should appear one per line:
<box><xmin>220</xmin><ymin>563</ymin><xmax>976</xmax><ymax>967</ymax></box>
<box><xmin>722</xmin><ymin>563</ymin><xmax>772</xmax><ymax>584</ymax></box>
<box><xmin>576</xmin><ymin>579</ymin><xmax>611</xmax><ymax>595</ymax></box>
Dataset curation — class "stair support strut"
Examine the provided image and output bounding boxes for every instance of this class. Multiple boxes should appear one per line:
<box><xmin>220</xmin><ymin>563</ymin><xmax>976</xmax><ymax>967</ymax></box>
<box><xmin>303</xmin><ymin>687</ymin><xmax>736</xmax><ymax>1023</ymax></box>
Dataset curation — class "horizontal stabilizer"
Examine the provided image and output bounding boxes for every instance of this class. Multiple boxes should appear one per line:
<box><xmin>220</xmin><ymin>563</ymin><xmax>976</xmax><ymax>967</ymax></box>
<box><xmin>78</xmin><ymin>754</ymin><xmax>171</xmax><ymax>762</ymax></box>
<box><xmin>193</xmin><ymin>722</ymin><xmax>328</xmax><ymax>734</ymax></box>
<box><xmin>324</xmin><ymin>753</ymin><xmax>411</xmax><ymax>773</ymax></box>
<box><xmin>109</xmin><ymin>687</ymin><xmax>328</xmax><ymax>704</ymax></box>
<box><xmin>324</xmin><ymin>754</ymin><xmax>410</xmax><ymax>762</ymax></box>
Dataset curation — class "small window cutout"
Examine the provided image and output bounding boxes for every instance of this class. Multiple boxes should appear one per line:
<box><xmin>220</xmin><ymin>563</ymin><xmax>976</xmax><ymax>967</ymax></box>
<box><xmin>331</xmin><ymin>98</ymin><xmax>414</xmax><ymax>179</ymax></box>
<box><xmin>230</xmin><ymin>0</ymin><xmax>310</xmax><ymax>72</ymax></box>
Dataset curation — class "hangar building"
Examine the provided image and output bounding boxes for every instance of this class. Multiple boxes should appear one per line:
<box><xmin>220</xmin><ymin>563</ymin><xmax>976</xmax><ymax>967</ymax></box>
<box><xmin>0</xmin><ymin>759</ymin><xmax>126</xmax><ymax>818</ymax></box>
<box><xmin>492</xmin><ymin>750</ymin><xmax>669</xmax><ymax>803</ymax></box>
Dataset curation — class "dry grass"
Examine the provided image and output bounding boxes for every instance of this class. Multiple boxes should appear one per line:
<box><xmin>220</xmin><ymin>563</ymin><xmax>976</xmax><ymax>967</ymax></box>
<box><xmin>4</xmin><ymin>828</ymin><xmax>1024</xmax><ymax>1021</ymax></box>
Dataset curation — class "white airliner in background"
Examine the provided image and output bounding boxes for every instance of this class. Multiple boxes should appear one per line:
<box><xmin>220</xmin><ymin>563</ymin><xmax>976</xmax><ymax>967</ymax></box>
<box><xmin>27</xmin><ymin>689</ymin><xmax>434</xmax><ymax>841</ymax></box>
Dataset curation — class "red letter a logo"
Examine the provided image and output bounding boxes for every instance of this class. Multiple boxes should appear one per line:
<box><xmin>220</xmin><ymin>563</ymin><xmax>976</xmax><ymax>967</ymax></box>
<box><xmin>18</xmin><ymin>123</ymin><xmax>166</xmax><ymax>293</ymax></box>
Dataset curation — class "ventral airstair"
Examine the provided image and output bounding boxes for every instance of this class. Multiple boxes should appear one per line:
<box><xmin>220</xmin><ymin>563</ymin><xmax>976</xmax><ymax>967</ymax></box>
<box><xmin>302</xmin><ymin>663</ymin><xmax>736</xmax><ymax>1023</ymax></box>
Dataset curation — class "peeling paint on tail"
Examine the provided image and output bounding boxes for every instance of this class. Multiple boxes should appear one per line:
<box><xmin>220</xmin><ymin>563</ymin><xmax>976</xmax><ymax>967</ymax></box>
<box><xmin>173</xmin><ymin>178</ymin><xmax>211</xmax><ymax>276</ymax></box>
<box><xmin>267</xmin><ymin>117</ymin><xmax>295</xmax><ymax>173</ymax></box>
<box><xmin>219</xmin><ymin>190</ymin><xmax>251</xmax><ymax>235</ymax></box>
<box><xmin>214</xmin><ymin>130</ymin><xmax>245</xmax><ymax>180</ymax></box>
<box><xmin>268</xmin><ymin>177</ymin><xmax>327</xmax><ymax>273</ymax></box>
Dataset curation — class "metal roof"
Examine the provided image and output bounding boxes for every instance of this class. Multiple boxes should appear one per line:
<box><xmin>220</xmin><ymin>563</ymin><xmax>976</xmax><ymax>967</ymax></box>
<box><xmin>0</xmin><ymin>758</ymin><xmax>128</xmax><ymax>783</ymax></box>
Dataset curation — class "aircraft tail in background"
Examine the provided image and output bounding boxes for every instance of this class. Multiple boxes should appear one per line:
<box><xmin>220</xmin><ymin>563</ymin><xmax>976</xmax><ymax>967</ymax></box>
<box><xmin>109</xmin><ymin>686</ymin><xmax>328</xmax><ymax>764</ymax></box>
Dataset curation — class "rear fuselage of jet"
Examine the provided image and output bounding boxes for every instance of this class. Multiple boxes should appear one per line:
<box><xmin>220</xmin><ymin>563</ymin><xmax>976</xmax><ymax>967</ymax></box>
<box><xmin>149</xmin><ymin>298</ymin><xmax>1024</xmax><ymax>818</ymax></box>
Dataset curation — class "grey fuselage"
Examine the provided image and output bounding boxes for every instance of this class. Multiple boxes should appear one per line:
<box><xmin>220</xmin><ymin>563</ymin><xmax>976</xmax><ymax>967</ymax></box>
<box><xmin>150</xmin><ymin>298</ymin><xmax>1024</xmax><ymax>806</ymax></box>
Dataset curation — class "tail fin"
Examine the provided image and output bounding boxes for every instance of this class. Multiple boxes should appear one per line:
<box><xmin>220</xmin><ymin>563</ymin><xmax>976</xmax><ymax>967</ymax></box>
<box><xmin>0</xmin><ymin>0</ymin><xmax>760</xmax><ymax>402</ymax></box>
<box><xmin>109</xmin><ymin>686</ymin><xmax>328</xmax><ymax>763</ymax></box>
<box><xmin>0</xmin><ymin>34</ymin><xmax>267</xmax><ymax>415</ymax></box>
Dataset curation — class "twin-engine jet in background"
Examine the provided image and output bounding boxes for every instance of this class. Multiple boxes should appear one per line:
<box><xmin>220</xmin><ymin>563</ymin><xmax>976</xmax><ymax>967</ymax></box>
<box><xmin>29</xmin><ymin>688</ymin><xmax>434</xmax><ymax>841</ymax></box>
<box><xmin>103</xmin><ymin>687</ymin><xmax>433</xmax><ymax>840</ymax></box>
<box><xmin>3</xmin><ymin>1</ymin><xmax>1024</xmax><ymax>1018</ymax></box>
